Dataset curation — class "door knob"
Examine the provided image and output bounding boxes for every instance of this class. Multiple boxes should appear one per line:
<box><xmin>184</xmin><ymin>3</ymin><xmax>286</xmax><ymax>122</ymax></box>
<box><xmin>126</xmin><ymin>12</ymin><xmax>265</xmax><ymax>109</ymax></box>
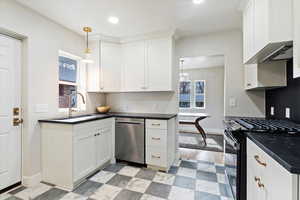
<box><xmin>13</xmin><ymin>118</ymin><xmax>23</xmax><ymax>126</ymax></box>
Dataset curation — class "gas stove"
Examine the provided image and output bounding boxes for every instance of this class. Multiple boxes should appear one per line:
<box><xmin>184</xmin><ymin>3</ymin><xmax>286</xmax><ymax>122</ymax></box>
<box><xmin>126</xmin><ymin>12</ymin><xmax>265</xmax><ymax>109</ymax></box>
<box><xmin>226</xmin><ymin>118</ymin><xmax>300</xmax><ymax>135</ymax></box>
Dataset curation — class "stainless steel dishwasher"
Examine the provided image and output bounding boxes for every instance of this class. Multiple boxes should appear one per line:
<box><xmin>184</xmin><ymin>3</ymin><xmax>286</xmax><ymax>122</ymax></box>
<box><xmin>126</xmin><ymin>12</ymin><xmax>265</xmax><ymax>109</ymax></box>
<box><xmin>115</xmin><ymin>118</ymin><xmax>145</xmax><ymax>164</ymax></box>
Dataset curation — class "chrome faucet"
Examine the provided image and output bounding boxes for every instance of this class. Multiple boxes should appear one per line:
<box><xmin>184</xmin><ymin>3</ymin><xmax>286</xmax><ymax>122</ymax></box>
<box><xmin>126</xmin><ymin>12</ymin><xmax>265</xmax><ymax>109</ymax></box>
<box><xmin>68</xmin><ymin>92</ymin><xmax>86</xmax><ymax>117</ymax></box>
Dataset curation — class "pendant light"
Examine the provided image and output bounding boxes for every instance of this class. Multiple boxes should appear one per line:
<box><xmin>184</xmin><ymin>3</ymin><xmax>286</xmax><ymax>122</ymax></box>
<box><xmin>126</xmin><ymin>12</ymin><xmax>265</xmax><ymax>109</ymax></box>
<box><xmin>82</xmin><ymin>27</ymin><xmax>94</xmax><ymax>64</ymax></box>
<box><xmin>180</xmin><ymin>58</ymin><xmax>189</xmax><ymax>81</ymax></box>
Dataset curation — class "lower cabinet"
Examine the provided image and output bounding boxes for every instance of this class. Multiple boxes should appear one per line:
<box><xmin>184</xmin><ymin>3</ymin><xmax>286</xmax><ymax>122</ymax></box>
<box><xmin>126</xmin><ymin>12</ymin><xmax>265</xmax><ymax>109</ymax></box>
<box><xmin>247</xmin><ymin>139</ymin><xmax>298</xmax><ymax>200</ymax></box>
<box><xmin>41</xmin><ymin>118</ymin><xmax>115</xmax><ymax>191</ymax></box>
<box><xmin>145</xmin><ymin>118</ymin><xmax>176</xmax><ymax>171</ymax></box>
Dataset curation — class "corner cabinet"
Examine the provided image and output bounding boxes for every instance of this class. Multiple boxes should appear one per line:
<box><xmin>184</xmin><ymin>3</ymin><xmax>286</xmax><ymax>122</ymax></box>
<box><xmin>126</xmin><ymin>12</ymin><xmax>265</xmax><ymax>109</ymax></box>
<box><xmin>244</xmin><ymin>61</ymin><xmax>287</xmax><ymax>90</ymax></box>
<box><xmin>87</xmin><ymin>35</ymin><xmax>175</xmax><ymax>93</ymax></box>
<box><xmin>294</xmin><ymin>0</ymin><xmax>300</xmax><ymax>78</ymax></box>
<box><xmin>243</xmin><ymin>0</ymin><xmax>293</xmax><ymax>64</ymax></box>
<box><xmin>247</xmin><ymin>139</ymin><xmax>298</xmax><ymax>200</ymax></box>
<box><xmin>41</xmin><ymin>118</ymin><xmax>115</xmax><ymax>191</ymax></box>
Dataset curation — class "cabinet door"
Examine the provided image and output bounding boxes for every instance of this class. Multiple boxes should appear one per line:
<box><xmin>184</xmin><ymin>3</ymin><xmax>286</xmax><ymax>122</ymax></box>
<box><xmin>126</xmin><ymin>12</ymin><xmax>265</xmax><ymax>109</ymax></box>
<box><xmin>87</xmin><ymin>41</ymin><xmax>101</xmax><ymax>92</ymax></box>
<box><xmin>146</xmin><ymin>37</ymin><xmax>173</xmax><ymax>91</ymax></box>
<box><xmin>244</xmin><ymin>64</ymin><xmax>257</xmax><ymax>90</ymax></box>
<box><xmin>294</xmin><ymin>0</ymin><xmax>300</xmax><ymax>78</ymax></box>
<box><xmin>95</xmin><ymin>126</ymin><xmax>112</xmax><ymax>166</ymax></box>
<box><xmin>101</xmin><ymin>42</ymin><xmax>122</xmax><ymax>92</ymax></box>
<box><xmin>122</xmin><ymin>41</ymin><xmax>146</xmax><ymax>91</ymax></box>
<box><xmin>243</xmin><ymin>0</ymin><xmax>255</xmax><ymax>63</ymax></box>
<box><xmin>254</xmin><ymin>0</ymin><xmax>269</xmax><ymax>54</ymax></box>
<box><xmin>73</xmin><ymin>131</ymin><xmax>96</xmax><ymax>181</ymax></box>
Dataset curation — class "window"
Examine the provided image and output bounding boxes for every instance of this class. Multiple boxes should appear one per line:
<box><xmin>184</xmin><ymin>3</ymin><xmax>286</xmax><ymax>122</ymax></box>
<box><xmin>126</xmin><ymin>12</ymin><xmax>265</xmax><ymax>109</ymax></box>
<box><xmin>195</xmin><ymin>80</ymin><xmax>205</xmax><ymax>108</ymax></box>
<box><xmin>58</xmin><ymin>51</ymin><xmax>86</xmax><ymax>111</ymax></box>
<box><xmin>179</xmin><ymin>81</ymin><xmax>191</xmax><ymax>108</ymax></box>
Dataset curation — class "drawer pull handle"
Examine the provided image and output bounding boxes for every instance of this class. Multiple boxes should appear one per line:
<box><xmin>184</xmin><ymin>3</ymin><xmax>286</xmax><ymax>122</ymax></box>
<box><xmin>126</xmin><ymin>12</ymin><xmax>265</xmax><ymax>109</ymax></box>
<box><xmin>151</xmin><ymin>155</ymin><xmax>161</xmax><ymax>159</ymax></box>
<box><xmin>152</xmin><ymin>123</ymin><xmax>161</xmax><ymax>126</ymax></box>
<box><xmin>254</xmin><ymin>155</ymin><xmax>267</xmax><ymax>166</ymax></box>
<box><xmin>152</xmin><ymin>137</ymin><xmax>161</xmax><ymax>140</ymax></box>
<box><xmin>254</xmin><ymin>177</ymin><xmax>264</xmax><ymax>188</ymax></box>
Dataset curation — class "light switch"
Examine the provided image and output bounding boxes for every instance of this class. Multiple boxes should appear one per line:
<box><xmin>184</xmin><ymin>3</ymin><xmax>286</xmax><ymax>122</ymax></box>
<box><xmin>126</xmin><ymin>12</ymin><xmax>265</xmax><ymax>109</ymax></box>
<box><xmin>270</xmin><ymin>107</ymin><xmax>274</xmax><ymax>116</ymax></box>
<box><xmin>286</xmin><ymin>108</ymin><xmax>290</xmax><ymax>119</ymax></box>
<box><xmin>229</xmin><ymin>97</ymin><xmax>237</xmax><ymax>107</ymax></box>
<box><xmin>35</xmin><ymin>104</ymin><xmax>49</xmax><ymax>113</ymax></box>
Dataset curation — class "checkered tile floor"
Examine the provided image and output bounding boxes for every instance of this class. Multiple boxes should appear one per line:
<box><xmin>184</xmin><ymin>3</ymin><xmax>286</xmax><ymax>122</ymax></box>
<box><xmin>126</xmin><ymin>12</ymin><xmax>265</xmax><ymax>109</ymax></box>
<box><xmin>0</xmin><ymin>159</ymin><xmax>233</xmax><ymax>200</ymax></box>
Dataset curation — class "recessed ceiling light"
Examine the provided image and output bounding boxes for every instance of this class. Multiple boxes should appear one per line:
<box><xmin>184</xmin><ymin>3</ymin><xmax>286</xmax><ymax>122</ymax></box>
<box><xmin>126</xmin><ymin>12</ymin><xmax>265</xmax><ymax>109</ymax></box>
<box><xmin>108</xmin><ymin>16</ymin><xmax>119</xmax><ymax>24</ymax></box>
<box><xmin>193</xmin><ymin>0</ymin><xmax>205</xmax><ymax>4</ymax></box>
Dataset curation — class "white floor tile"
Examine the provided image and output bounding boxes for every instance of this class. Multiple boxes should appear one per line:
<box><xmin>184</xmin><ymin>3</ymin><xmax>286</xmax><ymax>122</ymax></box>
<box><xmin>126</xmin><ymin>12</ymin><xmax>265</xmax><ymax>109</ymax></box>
<box><xmin>140</xmin><ymin>194</ymin><xmax>165</xmax><ymax>200</ymax></box>
<box><xmin>91</xmin><ymin>184</ymin><xmax>122</xmax><ymax>200</ymax></box>
<box><xmin>152</xmin><ymin>172</ymin><xmax>175</xmax><ymax>185</ymax></box>
<box><xmin>126</xmin><ymin>178</ymin><xmax>151</xmax><ymax>193</ymax></box>
<box><xmin>60</xmin><ymin>192</ymin><xmax>88</xmax><ymax>200</ymax></box>
<box><xmin>197</xmin><ymin>163</ymin><xmax>216</xmax><ymax>173</ymax></box>
<box><xmin>217</xmin><ymin>174</ymin><xmax>226</xmax><ymax>184</ymax></box>
<box><xmin>118</xmin><ymin>166</ymin><xmax>140</xmax><ymax>177</ymax></box>
<box><xmin>0</xmin><ymin>194</ymin><xmax>12</xmax><ymax>200</ymax></box>
<box><xmin>168</xmin><ymin>186</ymin><xmax>194</xmax><ymax>200</ymax></box>
<box><xmin>177</xmin><ymin>167</ymin><xmax>197</xmax><ymax>178</ymax></box>
<box><xmin>90</xmin><ymin>171</ymin><xmax>115</xmax><ymax>183</ymax></box>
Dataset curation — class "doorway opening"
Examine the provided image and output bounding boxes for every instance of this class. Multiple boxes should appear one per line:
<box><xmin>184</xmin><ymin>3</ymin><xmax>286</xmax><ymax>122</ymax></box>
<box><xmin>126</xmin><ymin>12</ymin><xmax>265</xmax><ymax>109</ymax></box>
<box><xmin>178</xmin><ymin>55</ymin><xmax>225</xmax><ymax>153</ymax></box>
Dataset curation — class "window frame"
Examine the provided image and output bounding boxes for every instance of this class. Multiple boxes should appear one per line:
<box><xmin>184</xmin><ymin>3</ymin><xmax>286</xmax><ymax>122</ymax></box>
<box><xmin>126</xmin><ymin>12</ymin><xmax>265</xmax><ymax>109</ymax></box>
<box><xmin>179</xmin><ymin>80</ymin><xmax>192</xmax><ymax>109</ymax></box>
<box><xmin>58</xmin><ymin>50</ymin><xmax>86</xmax><ymax>112</ymax></box>
<box><xmin>194</xmin><ymin>80</ymin><xmax>206</xmax><ymax>109</ymax></box>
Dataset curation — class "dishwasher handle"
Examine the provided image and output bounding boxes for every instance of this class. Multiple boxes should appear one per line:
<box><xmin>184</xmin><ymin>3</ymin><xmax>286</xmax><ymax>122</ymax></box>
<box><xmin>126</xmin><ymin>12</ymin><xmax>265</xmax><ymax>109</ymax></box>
<box><xmin>116</xmin><ymin>121</ymin><xmax>144</xmax><ymax>125</ymax></box>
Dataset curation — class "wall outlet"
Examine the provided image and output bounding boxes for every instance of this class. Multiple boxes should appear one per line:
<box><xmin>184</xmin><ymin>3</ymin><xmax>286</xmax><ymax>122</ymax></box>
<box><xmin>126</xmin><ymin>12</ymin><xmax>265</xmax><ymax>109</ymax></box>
<box><xmin>286</xmin><ymin>107</ymin><xmax>291</xmax><ymax>119</ymax></box>
<box><xmin>270</xmin><ymin>106</ymin><xmax>274</xmax><ymax>116</ymax></box>
<box><xmin>229</xmin><ymin>97</ymin><xmax>237</xmax><ymax>107</ymax></box>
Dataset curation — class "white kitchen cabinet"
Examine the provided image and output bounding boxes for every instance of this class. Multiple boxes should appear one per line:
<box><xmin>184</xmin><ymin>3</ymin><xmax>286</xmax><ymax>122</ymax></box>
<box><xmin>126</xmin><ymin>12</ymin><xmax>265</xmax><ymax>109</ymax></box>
<box><xmin>41</xmin><ymin>118</ymin><xmax>115</xmax><ymax>191</ymax></box>
<box><xmin>100</xmin><ymin>42</ymin><xmax>122</xmax><ymax>92</ymax></box>
<box><xmin>145</xmin><ymin>37</ymin><xmax>173</xmax><ymax>91</ymax></box>
<box><xmin>243</xmin><ymin>0</ymin><xmax>293</xmax><ymax>64</ymax></box>
<box><xmin>146</xmin><ymin>118</ymin><xmax>176</xmax><ymax>171</ymax></box>
<box><xmin>73</xmin><ymin>130</ymin><xmax>96</xmax><ymax>182</ymax></box>
<box><xmin>243</xmin><ymin>0</ymin><xmax>255</xmax><ymax>63</ymax></box>
<box><xmin>293</xmin><ymin>0</ymin><xmax>300</xmax><ymax>78</ymax></box>
<box><xmin>87</xmin><ymin>41</ymin><xmax>101</xmax><ymax>92</ymax></box>
<box><xmin>122</xmin><ymin>41</ymin><xmax>146</xmax><ymax>91</ymax></box>
<box><xmin>247</xmin><ymin>139</ymin><xmax>298</xmax><ymax>200</ymax></box>
<box><xmin>244</xmin><ymin>61</ymin><xmax>287</xmax><ymax>90</ymax></box>
<box><xmin>87</xmin><ymin>41</ymin><xmax>122</xmax><ymax>92</ymax></box>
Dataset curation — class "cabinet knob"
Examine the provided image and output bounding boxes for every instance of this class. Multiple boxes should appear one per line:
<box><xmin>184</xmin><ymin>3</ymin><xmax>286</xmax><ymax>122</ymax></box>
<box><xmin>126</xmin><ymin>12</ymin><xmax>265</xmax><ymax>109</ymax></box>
<box><xmin>152</xmin><ymin>137</ymin><xmax>161</xmax><ymax>140</ymax></box>
<box><xmin>254</xmin><ymin>177</ymin><xmax>264</xmax><ymax>188</ymax></box>
<box><xmin>152</xmin><ymin>123</ymin><xmax>160</xmax><ymax>126</ymax></box>
<box><xmin>247</xmin><ymin>83</ymin><xmax>251</xmax><ymax>86</ymax></box>
<box><xmin>151</xmin><ymin>155</ymin><xmax>161</xmax><ymax>159</ymax></box>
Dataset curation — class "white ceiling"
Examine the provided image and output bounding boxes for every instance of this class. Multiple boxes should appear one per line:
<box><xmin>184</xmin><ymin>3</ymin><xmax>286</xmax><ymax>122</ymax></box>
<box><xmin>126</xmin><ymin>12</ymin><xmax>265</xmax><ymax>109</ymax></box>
<box><xmin>181</xmin><ymin>55</ymin><xmax>225</xmax><ymax>70</ymax></box>
<box><xmin>16</xmin><ymin>0</ymin><xmax>242</xmax><ymax>38</ymax></box>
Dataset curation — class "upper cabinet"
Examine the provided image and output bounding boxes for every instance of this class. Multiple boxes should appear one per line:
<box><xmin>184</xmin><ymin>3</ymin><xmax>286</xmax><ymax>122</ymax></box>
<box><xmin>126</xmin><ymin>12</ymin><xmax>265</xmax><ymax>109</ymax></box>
<box><xmin>87</xmin><ymin>35</ymin><xmax>175</xmax><ymax>93</ymax></box>
<box><xmin>294</xmin><ymin>0</ymin><xmax>300</xmax><ymax>78</ymax></box>
<box><xmin>243</xmin><ymin>0</ymin><xmax>293</xmax><ymax>64</ymax></box>
<box><xmin>87</xmin><ymin>41</ymin><xmax>122</xmax><ymax>92</ymax></box>
<box><xmin>145</xmin><ymin>37</ymin><xmax>173</xmax><ymax>91</ymax></box>
<box><xmin>122</xmin><ymin>41</ymin><xmax>146</xmax><ymax>91</ymax></box>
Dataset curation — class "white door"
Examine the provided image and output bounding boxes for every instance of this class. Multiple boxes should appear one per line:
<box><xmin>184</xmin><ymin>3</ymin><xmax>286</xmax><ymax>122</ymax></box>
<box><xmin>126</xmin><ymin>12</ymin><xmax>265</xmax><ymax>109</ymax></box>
<box><xmin>122</xmin><ymin>41</ymin><xmax>146</xmax><ymax>91</ymax></box>
<box><xmin>101</xmin><ymin>42</ymin><xmax>122</xmax><ymax>92</ymax></box>
<box><xmin>0</xmin><ymin>35</ymin><xmax>22</xmax><ymax>190</ymax></box>
<box><xmin>146</xmin><ymin>37</ymin><xmax>172</xmax><ymax>91</ymax></box>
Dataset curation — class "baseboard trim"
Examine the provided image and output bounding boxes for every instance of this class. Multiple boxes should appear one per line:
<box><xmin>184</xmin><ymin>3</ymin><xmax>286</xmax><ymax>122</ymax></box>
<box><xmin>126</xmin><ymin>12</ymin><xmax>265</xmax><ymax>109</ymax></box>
<box><xmin>22</xmin><ymin>173</ymin><xmax>42</xmax><ymax>187</ymax></box>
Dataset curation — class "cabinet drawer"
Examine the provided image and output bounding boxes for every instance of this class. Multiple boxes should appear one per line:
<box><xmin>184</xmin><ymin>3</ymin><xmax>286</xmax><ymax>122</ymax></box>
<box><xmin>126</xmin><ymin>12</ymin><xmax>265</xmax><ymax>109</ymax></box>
<box><xmin>146</xmin><ymin>119</ymin><xmax>167</xmax><ymax>129</ymax></box>
<box><xmin>146</xmin><ymin>147</ymin><xmax>167</xmax><ymax>167</ymax></box>
<box><xmin>247</xmin><ymin>139</ymin><xmax>268</xmax><ymax>169</ymax></box>
<box><xmin>146</xmin><ymin>129</ymin><xmax>167</xmax><ymax>147</ymax></box>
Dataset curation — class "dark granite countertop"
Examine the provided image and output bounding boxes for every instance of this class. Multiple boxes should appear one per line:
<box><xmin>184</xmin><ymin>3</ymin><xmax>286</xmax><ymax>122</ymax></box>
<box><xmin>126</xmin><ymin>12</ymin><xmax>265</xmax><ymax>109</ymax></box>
<box><xmin>39</xmin><ymin>112</ymin><xmax>177</xmax><ymax>124</ymax></box>
<box><xmin>247</xmin><ymin>132</ymin><xmax>300</xmax><ymax>174</ymax></box>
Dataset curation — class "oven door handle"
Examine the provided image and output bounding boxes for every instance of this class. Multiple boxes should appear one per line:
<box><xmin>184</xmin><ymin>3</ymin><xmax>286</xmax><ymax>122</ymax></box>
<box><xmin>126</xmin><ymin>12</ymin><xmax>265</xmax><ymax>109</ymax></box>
<box><xmin>224</xmin><ymin>130</ymin><xmax>239</xmax><ymax>150</ymax></box>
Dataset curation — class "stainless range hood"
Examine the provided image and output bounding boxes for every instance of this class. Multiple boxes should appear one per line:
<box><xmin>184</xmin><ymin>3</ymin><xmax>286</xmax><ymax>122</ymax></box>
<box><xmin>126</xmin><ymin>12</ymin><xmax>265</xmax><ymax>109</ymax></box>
<box><xmin>246</xmin><ymin>41</ymin><xmax>293</xmax><ymax>64</ymax></box>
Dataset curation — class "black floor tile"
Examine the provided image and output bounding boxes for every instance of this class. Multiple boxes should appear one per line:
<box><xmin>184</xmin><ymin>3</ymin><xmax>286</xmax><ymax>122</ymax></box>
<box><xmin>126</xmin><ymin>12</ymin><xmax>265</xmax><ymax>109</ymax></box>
<box><xmin>106</xmin><ymin>174</ymin><xmax>132</xmax><ymax>188</ymax></box>
<box><xmin>180</xmin><ymin>161</ymin><xmax>198</xmax><ymax>169</ymax></box>
<box><xmin>145</xmin><ymin>182</ymin><xmax>171</xmax><ymax>199</ymax></box>
<box><xmin>33</xmin><ymin>188</ymin><xmax>68</xmax><ymax>200</ymax></box>
<box><xmin>195</xmin><ymin>191</ymin><xmax>221</xmax><ymax>200</ymax></box>
<box><xmin>135</xmin><ymin>168</ymin><xmax>156</xmax><ymax>180</ymax></box>
<box><xmin>173</xmin><ymin>176</ymin><xmax>196</xmax><ymax>190</ymax></box>
<box><xmin>114</xmin><ymin>189</ymin><xmax>142</xmax><ymax>200</ymax></box>
<box><xmin>73</xmin><ymin>180</ymin><xmax>103</xmax><ymax>197</ymax></box>
<box><xmin>197</xmin><ymin>170</ymin><xmax>218</xmax><ymax>182</ymax></box>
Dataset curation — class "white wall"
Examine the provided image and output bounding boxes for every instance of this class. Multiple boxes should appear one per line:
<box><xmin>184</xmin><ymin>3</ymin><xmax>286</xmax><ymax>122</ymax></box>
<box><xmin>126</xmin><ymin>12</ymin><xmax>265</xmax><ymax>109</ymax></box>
<box><xmin>0</xmin><ymin>0</ymin><xmax>105</xmax><ymax>182</ymax></box>
<box><xmin>179</xmin><ymin>66</ymin><xmax>225</xmax><ymax>134</ymax></box>
<box><xmin>176</xmin><ymin>30</ymin><xmax>265</xmax><ymax>118</ymax></box>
